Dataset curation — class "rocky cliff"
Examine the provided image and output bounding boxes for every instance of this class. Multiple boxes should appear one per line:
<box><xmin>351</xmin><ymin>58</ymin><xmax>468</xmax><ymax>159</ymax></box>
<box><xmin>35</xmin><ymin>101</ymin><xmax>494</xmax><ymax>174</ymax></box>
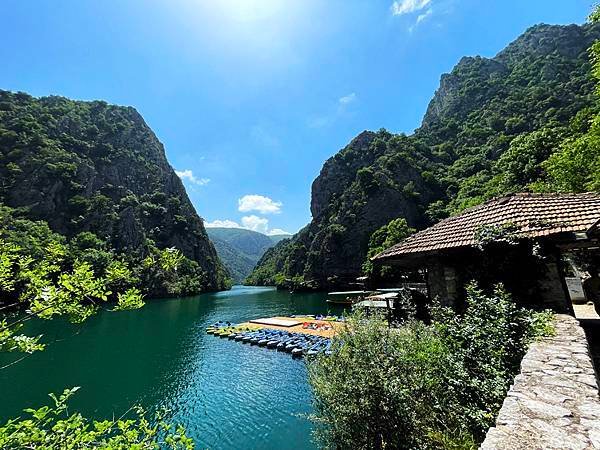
<box><xmin>0</xmin><ymin>90</ymin><xmax>227</xmax><ymax>291</ymax></box>
<box><xmin>247</xmin><ymin>22</ymin><xmax>600</xmax><ymax>290</ymax></box>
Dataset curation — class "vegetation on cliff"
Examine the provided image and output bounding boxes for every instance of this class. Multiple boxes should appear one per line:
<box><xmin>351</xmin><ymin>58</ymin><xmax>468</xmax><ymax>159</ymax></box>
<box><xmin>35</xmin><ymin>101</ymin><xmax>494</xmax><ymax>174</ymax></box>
<box><xmin>0</xmin><ymin>91</ymin><xmax>232</xmax><ymax>448</ymax></box>
<box><xmin>248</xmin><ymin>21</ymin><xmax>600</xmax><ymax>290</ymax></box>
<box><xmin>361</xmin><ymin>218</ymin><xmax>415</xmax><ymax>280</ymax></box>
<box><xmin>307</xmin><ymin>11</ymin><xmax>600</xmax><ymax>448</ymax></box>
<box><xmin>0</xmin><ymin>90</ymin><xmax>228</xmax><ymax>294</ymax></box>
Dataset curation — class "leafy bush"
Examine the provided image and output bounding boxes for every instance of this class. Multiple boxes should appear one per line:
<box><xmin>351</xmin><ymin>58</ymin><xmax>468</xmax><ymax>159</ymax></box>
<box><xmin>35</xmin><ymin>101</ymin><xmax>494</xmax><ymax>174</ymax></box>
<box><xmin>0</xmin><ymin>206</ymin><xmax>192</xmax><ymax>449</ymax></box>
<box><xmin>307</xmin><ymin>283</ymin><xmax>553</xmax><ymax>449</ymax></box>
<box><xmin>362</xmin><ymin>218</ymin><xmax>415</xmax><ymax>278</ymax></box>
<box><xmin>0</xmin><ymin>204</ymin><xmax>211</xmax><ymax>355</ymax></box>
<box><xmin>0</xmin><ymin>388</ymin><xmax>193</xmax><ymax>449</ymax></box>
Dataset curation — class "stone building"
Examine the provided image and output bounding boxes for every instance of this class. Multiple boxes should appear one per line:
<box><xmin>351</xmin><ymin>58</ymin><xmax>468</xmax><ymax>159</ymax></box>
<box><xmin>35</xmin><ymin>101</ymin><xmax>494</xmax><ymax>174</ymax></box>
<box><xmin>372</xmin><ymin>193</ymin><xmax>600</xmax><ymax>313</ymax></box>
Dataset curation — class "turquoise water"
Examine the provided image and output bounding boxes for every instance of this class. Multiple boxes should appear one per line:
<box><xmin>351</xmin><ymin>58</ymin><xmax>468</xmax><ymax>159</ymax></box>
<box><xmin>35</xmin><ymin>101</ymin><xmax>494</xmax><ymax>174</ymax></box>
<box><xmin>0</xmin><ymin>286</ymin><xmax>344</xmax><ymax>449</ymax></box>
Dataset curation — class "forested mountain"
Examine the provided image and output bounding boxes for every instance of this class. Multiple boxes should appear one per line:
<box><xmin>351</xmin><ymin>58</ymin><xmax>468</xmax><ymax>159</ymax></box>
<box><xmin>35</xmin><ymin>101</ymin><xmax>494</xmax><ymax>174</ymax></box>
<box><xmin>269</xmin><ymin>234</ymin><xmax>291</xmax><ymax>245</ymax></box>
<box><xmin>206</xmin><ymin>227</ymin><xmax>288</xmax><ymax>283</ymax></box>
<box><xmin>0</xmin><ymin>90</ymin><xmax>228</xmax><ymax>295</ymax></box>
<box><xmin>247</xmin><ymin>22</ymin><xmax>600</xmax><ymax>290</ymax></box>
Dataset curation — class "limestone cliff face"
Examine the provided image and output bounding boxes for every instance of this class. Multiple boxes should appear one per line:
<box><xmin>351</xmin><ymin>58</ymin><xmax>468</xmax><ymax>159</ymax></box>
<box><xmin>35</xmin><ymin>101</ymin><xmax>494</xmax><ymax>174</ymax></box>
<box><xmin>0</xmin><ymin>91</ymin><xmax>226</xmax><ymax>290</ymax></box>
<box><xmin>247</xmin><ymin>129</ymin><xmax>442</xmax><ymax>290</ymax></box>
<box><xmin>310</xmin><ymin>131</ymin><xmax>378</xmax><ymax>220</ymax></box>
<box><xmin>423</xmin><ymin>23</ymin><xmax>600</xmax><ymax>128</ymax></box>
<box><xmin>247</xmin><ymin>22</ymin><xmax>600</xmax><ymax>291</ymax></box>
<box><xmin>300</xmin><ymin>132</ymin><xmax>438</xmax><ymax>288</ymax></box>
<box><xmin>421</xmin><ymin>56</ymin><xmax>508</xmax><ymax>128</ymax></box>
<box><xmin>495</xmin><ymin>23</ymin><xmax>596</xmax><ymax>66</ymax></box>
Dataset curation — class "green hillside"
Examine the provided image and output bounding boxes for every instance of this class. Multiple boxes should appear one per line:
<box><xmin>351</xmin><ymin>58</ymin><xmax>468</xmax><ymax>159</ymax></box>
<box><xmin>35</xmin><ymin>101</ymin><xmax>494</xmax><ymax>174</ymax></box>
<box><xmin>269</xmin><ymin>234</ymin><xmax>292</xmax><ymax>245</ymax></box>
<box><xmin>0</xmin><ymin>90</ymin><xmax>228</xmax><ymax>296</ymax></box>
<box><xmin>206</xmin><ymin>227</ymin><xmax>286</xmax><ymax>283</ymax></box>
<box><xmin>247</xmin><ymin>22</ymin><xmax>600</xmax><ymax>290</ymax></box>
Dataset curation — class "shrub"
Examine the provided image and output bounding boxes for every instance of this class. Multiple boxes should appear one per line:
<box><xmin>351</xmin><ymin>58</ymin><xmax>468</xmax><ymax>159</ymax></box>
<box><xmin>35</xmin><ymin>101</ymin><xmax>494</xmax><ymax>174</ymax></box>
<box><xmin>0</xmin><ymin>387</ymin><xmax>193</xmax><ymax>449</ymax></box>
<box><xmin>307</xmin><ymin>283</ymin><xmax>553</xmax><ymax>449</ymax></box>
<box><xmin>362</xmin><ymin>218</ymin><xmax>415</xmax><ymax>278</ymax></box>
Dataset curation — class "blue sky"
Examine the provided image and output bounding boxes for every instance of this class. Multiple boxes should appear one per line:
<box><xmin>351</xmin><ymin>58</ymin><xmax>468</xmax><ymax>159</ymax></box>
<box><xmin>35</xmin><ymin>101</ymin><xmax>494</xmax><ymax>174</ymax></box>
<box><xmin>0</xmin><ymin>0</ymin><xmax>593</xmax><ymax>235</ymax></box>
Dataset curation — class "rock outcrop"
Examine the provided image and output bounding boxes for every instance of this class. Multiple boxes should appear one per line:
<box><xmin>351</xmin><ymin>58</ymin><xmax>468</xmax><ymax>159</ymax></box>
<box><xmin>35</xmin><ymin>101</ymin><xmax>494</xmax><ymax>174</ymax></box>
<box><xmin>248</xmin><ymin>22</ymin><xmax>600</xmax><ymax>291</ymax></box>
<box><xmin>0</xmin><ymin>90</ymin><xmax>227</xmax><ymax>291</ymax></box>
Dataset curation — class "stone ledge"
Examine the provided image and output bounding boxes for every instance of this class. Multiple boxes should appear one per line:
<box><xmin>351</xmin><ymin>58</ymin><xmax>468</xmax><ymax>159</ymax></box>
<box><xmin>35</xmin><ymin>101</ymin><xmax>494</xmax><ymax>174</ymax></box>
<box><xmin>480</xmin><ymin>314</ymin><xmax>600</xmax><ymax>450</ymax></box>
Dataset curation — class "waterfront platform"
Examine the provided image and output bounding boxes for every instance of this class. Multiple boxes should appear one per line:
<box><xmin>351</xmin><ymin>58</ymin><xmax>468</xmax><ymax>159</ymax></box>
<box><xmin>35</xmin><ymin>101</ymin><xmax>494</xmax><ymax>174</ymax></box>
<box><xmin>238</xmin><ymin>316</ymin><xmax>343</xmax><ymax>338</ymax></box>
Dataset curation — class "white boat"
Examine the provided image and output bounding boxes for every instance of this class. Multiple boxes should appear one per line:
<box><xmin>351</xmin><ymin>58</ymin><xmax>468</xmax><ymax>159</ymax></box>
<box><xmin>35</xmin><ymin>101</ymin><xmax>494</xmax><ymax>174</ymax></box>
<box><xmin>326</xmin><ymin>290</ymin><xmax>373</xmax><ymax>304</ymax></box>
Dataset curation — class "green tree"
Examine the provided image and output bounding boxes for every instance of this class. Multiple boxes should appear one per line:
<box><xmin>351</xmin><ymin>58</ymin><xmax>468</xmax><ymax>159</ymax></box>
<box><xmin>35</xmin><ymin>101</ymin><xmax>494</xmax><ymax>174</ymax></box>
<box><xmin>0</xmin><ymin>388</ymin><xmax>193</xmax><ymax>449</ymax></box>
<box><xmin>0</xmin><ymin>206</ymin><xmax>192</xmax><ymax>448</ymax></box>
<box><xmin>362</xmin><ymin>218</ymin><xmax>415</xmax><ymax>277</ymax></box>
<box><xmin>307</xmin><ymin>284</ymin><xmax>553</xmax><ymax>449</ymax></box>
<box><xmin>491</xmin><ymin>127</ymin><xmax>563</xmax><ymax>193</ymax></box>
<box><xmin>541</xmin><ymin>7</ymin><xmax>600</xmax><ymax>192</ymax></box>
<box><xmin>139</xmin><ymin>246</ymin><xmax>207</xmax><ymax>296</ymax></box>
<box><xmin>542</xmin><ymin>116</ymin><xmax>600</xmax><ymax>191</ymax></box>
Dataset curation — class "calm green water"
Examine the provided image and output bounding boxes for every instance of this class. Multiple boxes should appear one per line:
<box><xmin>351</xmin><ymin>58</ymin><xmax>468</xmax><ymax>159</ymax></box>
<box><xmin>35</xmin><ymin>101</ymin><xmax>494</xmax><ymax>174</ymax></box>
<box><xmin>0</xmin><ymin>286</ymin><xmax>344</xmax><ymax>449</ymax></box>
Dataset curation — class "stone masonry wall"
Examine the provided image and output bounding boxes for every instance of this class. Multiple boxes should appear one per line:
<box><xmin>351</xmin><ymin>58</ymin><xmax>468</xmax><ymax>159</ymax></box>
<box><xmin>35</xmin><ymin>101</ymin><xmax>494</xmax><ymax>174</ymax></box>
<box><xmin>480</xmin><ymin>314</ymin><xmax>600</xmax><ymax>450</ymax></box>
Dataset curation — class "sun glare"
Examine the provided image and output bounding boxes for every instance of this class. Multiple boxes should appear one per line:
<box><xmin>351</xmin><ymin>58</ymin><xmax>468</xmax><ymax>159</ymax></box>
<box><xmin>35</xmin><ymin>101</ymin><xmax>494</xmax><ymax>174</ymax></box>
<box><xmin>214</xmin><ymin>0</ymin><xmax>286</xmax><ymax>23</ymax></box>
<box><xmin>172</xmin><ymin>0</ymin><xmax>315</xmax><ymax>67</ymax></box>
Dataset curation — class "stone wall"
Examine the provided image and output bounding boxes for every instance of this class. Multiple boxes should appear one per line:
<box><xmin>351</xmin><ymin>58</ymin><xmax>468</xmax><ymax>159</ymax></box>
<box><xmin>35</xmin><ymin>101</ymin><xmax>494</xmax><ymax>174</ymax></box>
<box><xmin>480</xmin><ymin>314</ymin><xmax>600</xmax><ymax>450</ymax></box>
<box><xmin>537</xmin><ymin>254</ymin><xmax>574</xmax><ymax>314</ymax></box>
<box><xmin>426</xmin><ymin>259</ymin><xmax>458</xmax><ymax>307</ymax></box>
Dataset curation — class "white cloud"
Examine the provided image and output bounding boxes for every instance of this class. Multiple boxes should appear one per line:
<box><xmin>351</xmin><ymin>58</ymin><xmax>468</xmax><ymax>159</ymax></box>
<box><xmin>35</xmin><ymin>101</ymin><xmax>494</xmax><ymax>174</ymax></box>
<box><xmin>241</xmin><ymin>215</ymin><xmax>269</xmax><ymax>234</ymax></box>
<box><xmin>308</xmin><ymin>93</ymin><xmax>358</xmax><ymax>129</ymax></box>
<box><xmin>175</xmin><ymin>169</ymin><xmax>210</xmax><ymax>186</ymax></box>
<box><xmin>409</xmin><ymin>7</ymin><xmax>433</xmax><ymax>32</ymax></box>
<box><xmin>268</xmin><ymin>228</ymin><xmax>291</xmax><ymax>236</ymax></box>
<box><xmin>416</xmin><ymin>8</ymin><xmax>433</xmax><ymax>23</ymax></box>
<box><xmin>238</xmin><ymin>194</ymin><xmax>282</xmax><ymax>214</ymax></box>
<box><xmin>339</xmin><ymin>92</ymin><xmax>357</xmax><ymax>105</ymax></box>
<box><xmin>391</xmin><ymin>0</ymin><xmax>431</xmax><ymax>16</ymax></box>
<box><xmin>415</xmin><ymin>8</ymin><xmax>433</xmax><ymax>25</ymax></box>
<box><xmin>204</xmin><ymin>219</ymin><xmax>241</xmax><ymax>228</ymax></box>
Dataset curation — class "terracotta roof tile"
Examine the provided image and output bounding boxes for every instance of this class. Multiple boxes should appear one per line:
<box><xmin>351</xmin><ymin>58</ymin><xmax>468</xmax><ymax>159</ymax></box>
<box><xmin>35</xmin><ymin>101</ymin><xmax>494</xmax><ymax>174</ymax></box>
<box><xmin>373</xmin><ymin>193</ymin><xmax>600</xmax><ymax>262</ymax></box>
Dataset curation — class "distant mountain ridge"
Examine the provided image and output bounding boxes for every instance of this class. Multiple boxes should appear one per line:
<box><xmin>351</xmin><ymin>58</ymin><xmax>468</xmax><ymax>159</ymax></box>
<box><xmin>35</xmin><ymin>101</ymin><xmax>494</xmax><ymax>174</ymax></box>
<box><xmin>206</xmin><ymin>227</ymin><xmax>290</xmax><ymax>283</ymax></box>
<box><xmin>247</xmin><ymin>21</ymin><xmax>600</xmax><ymax>291</ymax></box>
<box><xmin>269</xmin><ymin>234</ymin><xmax>291</xmax><ymax>244</ymax></box>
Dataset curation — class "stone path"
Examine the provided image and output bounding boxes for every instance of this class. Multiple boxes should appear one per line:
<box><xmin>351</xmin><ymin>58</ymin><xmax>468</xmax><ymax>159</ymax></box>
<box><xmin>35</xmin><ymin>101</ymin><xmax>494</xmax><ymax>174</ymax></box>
<box><xmin>481</xmin><ymin>314</ymin><xmax>600</xmax><ymax>450</ymax></box>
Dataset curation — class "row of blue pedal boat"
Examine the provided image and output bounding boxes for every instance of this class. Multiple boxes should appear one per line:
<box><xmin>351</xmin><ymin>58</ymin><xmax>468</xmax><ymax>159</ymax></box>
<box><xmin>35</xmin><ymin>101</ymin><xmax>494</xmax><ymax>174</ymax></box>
<box><xmin>206</xmin><ymin>323</ymin><xmax>332</xmax><ymax>357</ymax></box>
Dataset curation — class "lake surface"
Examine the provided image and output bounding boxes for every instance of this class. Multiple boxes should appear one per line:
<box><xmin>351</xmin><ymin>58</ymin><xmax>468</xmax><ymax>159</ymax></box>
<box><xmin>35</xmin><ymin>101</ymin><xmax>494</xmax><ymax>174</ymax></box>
<box><xmin>0</xmin><ymin>286</ymin><xmax>345</xmax><ymax>449</ymax></box>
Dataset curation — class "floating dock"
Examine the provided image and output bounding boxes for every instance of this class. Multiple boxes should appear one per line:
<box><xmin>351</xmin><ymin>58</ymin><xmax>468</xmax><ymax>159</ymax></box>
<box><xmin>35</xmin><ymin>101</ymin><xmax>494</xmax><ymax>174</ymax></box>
<box><xmin>206</xmin><ymin>316</ymin><xmax>341</xmax><ymax>357</ymax></box>
<box><xmin>238</xmin><ymin>316</ymin><xmax>343</xmax><ymax>337</ymax></box>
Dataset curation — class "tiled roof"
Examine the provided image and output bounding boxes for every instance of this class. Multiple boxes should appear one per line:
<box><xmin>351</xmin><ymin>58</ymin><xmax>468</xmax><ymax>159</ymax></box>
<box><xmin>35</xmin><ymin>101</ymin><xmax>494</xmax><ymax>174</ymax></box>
<box><xmin>373</xmin><ymin>193</ymin><xmax>600</xmax><ymax>262</ymax></box>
